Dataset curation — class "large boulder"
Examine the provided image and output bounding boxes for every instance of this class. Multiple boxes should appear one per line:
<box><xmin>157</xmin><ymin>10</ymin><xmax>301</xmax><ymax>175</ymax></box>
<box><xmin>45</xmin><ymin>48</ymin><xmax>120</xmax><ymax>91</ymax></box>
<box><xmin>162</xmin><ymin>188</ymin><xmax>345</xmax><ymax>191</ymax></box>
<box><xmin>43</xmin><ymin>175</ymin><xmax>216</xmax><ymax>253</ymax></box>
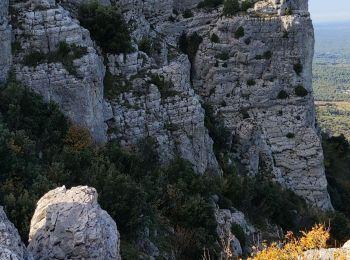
<box><xmin>0</xmin><ymin>207</ymin><xmax>32</xmax><ymax>260</ymax></box>
<box><xmin>28</xmin><ymin>186</ymin><xmax>121</xmax><ymax>260</ymax></box>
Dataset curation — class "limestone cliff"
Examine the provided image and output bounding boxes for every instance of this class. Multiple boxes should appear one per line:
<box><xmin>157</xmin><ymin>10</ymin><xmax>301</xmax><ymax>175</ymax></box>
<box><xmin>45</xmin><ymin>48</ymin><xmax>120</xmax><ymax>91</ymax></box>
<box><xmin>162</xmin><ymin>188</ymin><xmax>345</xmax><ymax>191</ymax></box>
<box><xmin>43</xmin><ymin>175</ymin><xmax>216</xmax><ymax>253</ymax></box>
<box><xmin>190</xmin><ymin>1</ymin><xmax>332</xmax><ymax>209</ymax></box>
<box><xmin>11</xmin><ymin>0</ymin><xmax>106</xmax><ymax>143</ymax></box>
<box><xmin>3</xmin><ymin>0</ymin><xmax>333</xmax><ymax>208</ymax></box>
<box><xmin>0</xmin><ymin>0</ymin><xmax>11</xmax><ymax>83</ymax></box>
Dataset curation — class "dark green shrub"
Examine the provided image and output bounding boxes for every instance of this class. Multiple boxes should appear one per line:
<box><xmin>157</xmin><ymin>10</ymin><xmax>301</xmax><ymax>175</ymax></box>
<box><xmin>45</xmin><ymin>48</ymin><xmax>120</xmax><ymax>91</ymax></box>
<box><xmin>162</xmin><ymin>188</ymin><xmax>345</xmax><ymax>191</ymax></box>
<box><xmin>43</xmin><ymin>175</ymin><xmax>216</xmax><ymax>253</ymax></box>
<box><xmin>23</xmin><ymin>51</ymin><xmax>46</xmax><ymax>66</ymax></box>
<box><xmin>216</xmin><ymin>52</ymin><xmax>230</xmax><ymax>60</ymax></box>
<box><xmin>202</xmin><ymin>102</ymin><xmax>230</xmax><ymax>155</ymax></box>
<box><xmin>210</xmin><ymin>33</ymin><xmax>220</xmax><ymax>43</ymax></box>
<box><xmin>294</xmin><ymin>62</ymin><xmax>303</xmax><ymax>75</ymax></box>
<box><xmin>286</xmin><ymin>133</ymin><xmax>295</xmax><ymax>139</ymax></box>
<box><xmin>284</xmin><ymin>8</ymin><xmax>292</xmax><ymax>15</ymax></box>
<box><xmin>223</xmin><ymin>0</ymin><xmax>240</xmax><ymax>16</ymax></box>
<box><xmin>149</xmin><ymin>74</ymin><xmax>177</xmax><ymax>98</ymax></box>
<box><xmin>78</xmin><ymin>2</ymin><xmax>132</xmax><ymax>54</ymax></box>
<box><xmin>139</xmin><ymin>37</ymin><xmax>153</xmax><ymax>55</ymax></box>
<box><xmin>197</xmin><ymin>0</ymin><xmax>223</xmax><ymax>9</ymax></box>
<box><xmin>103</xmin><ymin>71</ymin><xmax>131</xmax><ymax>99</ymax></box>
<box><xmin>247</xmin><ymin>79</ymin><xmax>256</xmax><ymax>86</ymax></box>
<box><xmin>241</xmin><ymin>0</ymin><xmax>254</xmax><ymax>11</ymax></box>
<box><xmin>294</xmin><ymin>85</ymin><xmax>308</xmax><ymax>97</ymax></box>
<box><xmin>183</xmin><ymin>9</ymin><xmax>193</xmax><ymax>18</ymax></box>
<box><xmin>231</xmin><ymin>223</ymin><xmax>246</xmax><ymax>247</ymax></box>
<box><xmin>178</xmin><ymin>32</ymin><xmax>203</xmax><ymax>63</ymax></box>
<box><xmin>234</xmin><ymin>26</ymin><xmax>245</xmax><ymax>39</ymax></box>
<box><xmin>23</xmin><ymin>42</ymin><xmax>88</xmax><ymax>77</ymax></box>
<box><xmin>263</xmin><ymin>50</ymin><xmax>272</xmax><ymax>59</ymax></box>
<box><xmin>277</xmin><ymin>90</ymin><xmax>288</xmax><ymax>99</ymax></box>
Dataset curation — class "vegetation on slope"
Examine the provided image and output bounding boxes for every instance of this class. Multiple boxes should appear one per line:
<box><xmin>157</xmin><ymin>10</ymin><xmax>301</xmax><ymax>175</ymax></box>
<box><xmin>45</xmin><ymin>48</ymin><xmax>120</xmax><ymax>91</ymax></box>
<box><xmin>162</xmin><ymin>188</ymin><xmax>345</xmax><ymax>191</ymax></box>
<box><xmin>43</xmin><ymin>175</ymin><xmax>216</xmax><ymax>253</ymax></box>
<box><xmin>78</xmin><ymin>2</ymin><xmax>132</xmax><ymax>54</ymax></box>
<box><xmin>1</xmin><ymin>75</ymin><xmax>343</xmax><ymax>258</ymax></box>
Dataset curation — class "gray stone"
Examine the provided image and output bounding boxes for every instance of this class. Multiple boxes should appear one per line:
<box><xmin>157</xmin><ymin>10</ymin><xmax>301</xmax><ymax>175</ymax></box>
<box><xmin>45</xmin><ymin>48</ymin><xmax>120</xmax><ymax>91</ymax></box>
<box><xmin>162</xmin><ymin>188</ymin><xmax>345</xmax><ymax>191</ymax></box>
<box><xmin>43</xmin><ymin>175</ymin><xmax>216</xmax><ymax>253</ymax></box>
<box><xmin>0</xmin><ymin>207</ymin><xmax>32</xmax><ymax>260</ymax></box>
<box><xmin>28</xmin><ymin>186</ymin><xmax>121</xmax><ymax>260</ymax></box>
<box><xmin>0</xmin><ymin>0</ymin><xmax>11</xmax><ymax>83</ymax></box>
<box><xmin>190</xmin><ymin>4</ymin><xmax>332</xmax><ymax>209</ymax></box>
<box><xmin>13</xmin><ymin>3</ymin><xmax>107</xmax><ymax>143</ymax></box>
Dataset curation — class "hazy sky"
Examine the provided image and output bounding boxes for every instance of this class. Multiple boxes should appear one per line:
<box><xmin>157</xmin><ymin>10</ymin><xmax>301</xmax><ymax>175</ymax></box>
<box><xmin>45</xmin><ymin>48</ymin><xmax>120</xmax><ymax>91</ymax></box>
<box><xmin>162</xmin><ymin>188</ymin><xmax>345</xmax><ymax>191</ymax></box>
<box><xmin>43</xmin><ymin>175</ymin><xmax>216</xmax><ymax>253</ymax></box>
<box><xmin>309</xmin><ymin>0</ymin><xmax>350</xmax><ymax>23</ymax></box>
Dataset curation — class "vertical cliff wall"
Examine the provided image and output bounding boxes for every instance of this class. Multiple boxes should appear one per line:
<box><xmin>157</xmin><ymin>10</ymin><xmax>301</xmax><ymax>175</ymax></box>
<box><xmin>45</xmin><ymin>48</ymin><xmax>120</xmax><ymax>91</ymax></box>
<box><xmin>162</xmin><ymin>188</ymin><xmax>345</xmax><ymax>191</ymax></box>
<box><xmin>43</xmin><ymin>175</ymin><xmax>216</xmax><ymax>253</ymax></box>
<box><xmin>11</xmin><ymin>0</ymin><xmax>107</xmax><ymax>143</ymax></box>
<box><xmin>6</xmin><ymin>0</ymin><xmax>332</xmax><ymax>208</ymax></box>
<box><xmin>189</xmin><ymin>0</ymin><xmax>332</xmax><ymax>209</ymax></box>
<box><xmin>0</xmin><ymin>0</ymin><xmax>11</xmax><ymax>83</ymax></box>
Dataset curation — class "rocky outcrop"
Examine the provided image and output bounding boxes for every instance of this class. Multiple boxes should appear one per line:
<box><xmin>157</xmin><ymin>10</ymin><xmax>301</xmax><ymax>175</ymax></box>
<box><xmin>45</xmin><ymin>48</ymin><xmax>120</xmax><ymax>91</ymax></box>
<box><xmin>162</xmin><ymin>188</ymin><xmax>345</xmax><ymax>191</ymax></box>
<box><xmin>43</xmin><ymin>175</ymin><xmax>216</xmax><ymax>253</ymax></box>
<box><xmin>0</xmin><ymin>207</ymin><xmax>32</xmax><ymax>260</ymax></box>
<box><xmin>107</xmin><ymin>55</ymin><xmax>220</xmax><ymax>174</ymax></box>
<box><xmin>28</xmin><ymin>186</ymin><xmax>121</xmax><ymax>260</ymax></box>
<box><xmin>302</xmin><ymin>241</ymin><xmax>350</xmax><ymax>259</ymax></box>
<box><xmin>0</xmin><ymin>0</ymin><xmax>11</xmax><ymax>83</ymax></box>
<box><xmin>188</xmin><ymin>1</ymin><xmax>332</xmax><ymax>209</ymax></box>
<box><xmin>12</xmin><ymin>0</ymin><xmax>107</xmax><ymax>143</ymax></box>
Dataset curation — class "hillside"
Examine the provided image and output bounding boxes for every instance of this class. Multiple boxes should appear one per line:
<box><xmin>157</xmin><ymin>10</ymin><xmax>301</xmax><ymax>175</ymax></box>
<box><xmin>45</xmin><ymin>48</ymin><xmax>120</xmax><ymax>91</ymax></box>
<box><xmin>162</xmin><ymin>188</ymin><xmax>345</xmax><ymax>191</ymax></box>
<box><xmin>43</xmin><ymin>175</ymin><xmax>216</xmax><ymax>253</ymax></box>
<box><xmin>0</xmin><ymin>0</ymin><xmax>348</xmax><ymax>259</ymax></box>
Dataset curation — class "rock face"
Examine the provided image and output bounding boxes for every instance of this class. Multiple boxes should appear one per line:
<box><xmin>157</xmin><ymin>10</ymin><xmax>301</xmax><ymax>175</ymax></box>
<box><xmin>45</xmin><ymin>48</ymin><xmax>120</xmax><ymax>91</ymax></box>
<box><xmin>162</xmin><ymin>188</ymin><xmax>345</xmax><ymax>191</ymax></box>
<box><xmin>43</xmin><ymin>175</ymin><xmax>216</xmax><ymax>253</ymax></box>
<box><xmin>302</xmin><ymin>241</ymin><xmax>350</xmax><ymax>259</ymax></box>
<box><xmin>7</xmin><ymin>0</ymin><xmax>332</xmax><ymax>207</ymax></box>
<box><xmin>0</xmin><ymin>0</ymin><xmax>11</xmax><ymax>83</ymax></box>
<box><xmin>189</xmin><ymin>1</ymin><xmax>332</xmax><ymax>209</ymax></box>
<box><xmin>12</xmin><ymin>0</ymin><xmax>107</xmax><ymax>143</ymax></box>
<box><xmin>28</xmin><ymin>186</ymin><xmax>121</xmax><ymax>260</ymax></box>
<box><xmin>0</xmin><ymin>207</ymin><xmax>32</xmax><ymax>260</ymax></box>
<box><xmin>107</xmin><ymin>55</ymin><xmax>220</xmax><ymax>173</ymax></box>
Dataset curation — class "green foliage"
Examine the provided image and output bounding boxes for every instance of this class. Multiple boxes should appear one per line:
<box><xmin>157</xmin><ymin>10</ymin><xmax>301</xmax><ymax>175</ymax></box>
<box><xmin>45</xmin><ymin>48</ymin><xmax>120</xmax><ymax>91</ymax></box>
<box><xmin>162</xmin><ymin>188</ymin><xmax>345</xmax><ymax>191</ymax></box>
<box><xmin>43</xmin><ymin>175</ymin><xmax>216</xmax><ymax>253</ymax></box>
<box><xmin>103</xmin><ymin>71</ymin><xmax>131</xmax><ymax>99</ymax></box>
<box><xmin>78</xmin><ymin>2</ymin><xmax>132</xmax><ymax>54</ymax></box>
<box><xmin>241</xmin><ymin>0</ymin><xmax>254</xmax><ymax>11</ymax></box>
<box><xmin>210</xmin><ymin>33</ymin><xmax>220</xmax><ymax>43</ymax></box>
<box><xmin>247</xmin><ymin>79</ymin><xmax>256</xmax><ymax>86</ymax></box>
<box><xmin>277</xmin><ymin>90</ymin><xmax>289</xmax><ymax>99</ymax></box>
<box><xmin>178</xmin><ymin>32</ymin><xmax>203</xmax><ymax>63</ymax></box>
<box><xmin>221</xmin><ymin>172</ymin><xmax>322</xmax><ymax>233</ymax></box>
<box><xmin>231</xmin><ymin>223</ymin><xmax>246</xmax><ymax>247</ymax></box>
<box><xmin>149</xmin><ymin>74</ymin><xmax>178</xmax><ymax>98</ymax></box>
<box><xmin>294</xmin><ymin>62</ymin><xmax>303</xmax><ymax>75</ymax></box>
<box><xmin>263</xmin><ymin>50</ymin><xmax>273</xmax><ymax>59</ymax></box>
<box><xmin>202</xmin><ymin>102</ymin><xmax>230</xmax><ymax>156</ymax></box>
<box><xmin>216</xmin><ymin>52</ymin><xmax>230</xmax><ymax>61</ymax></box>
<box><xmin>23</xmin><ymin>42</ymin><xmax>88</xmax><ymax>77</ymax></box>
<box><xmin>23</xmin><ymin>51</ymin><xmax>46</xmax><ymax>67</ymax></box>
<box><xmin>323</xmin><ymin>134</ymin><xmax>350</xmax><ymax>217</ymax></box>
<box><xmin>321</xmin><ymin>134</ymin><xmax>350</xmax><ymax>243</ymax></box>
<box><xmin>138</xmin><ymin>37</ymin><xmax>153</xmax><ymax>55</ymax></box>
<box><xmin>197</xmin><ymin>0</ymin><xmax>223</xmax><ymax>9</ymax></box>
<box><xmin>286</xmin><ymin>133</ymin><xmax>295</xmax><ymax>139</ymax></box>
<box><xmin>316</xmin><ymin>102</ymin><xmax>350</xmax><ymax>140</ymax></box>
<box><xmin>295</xmin><ymin>85</ymin><xmax>308</xmax><ymax>97</ymax></box>
<box><xmin>234</xmin><ymin>26</ymin><xmax>245</xmax><ymax>39</ymax></box>
<box><xmin>223</xmin><ymin>0</ymin><xmax>240</xmax><ymax>16</ymax></box>
<box><xmin>182</xmin><ymin>9</ymin><xmax>193</xmax><ymax>18</ymax></box>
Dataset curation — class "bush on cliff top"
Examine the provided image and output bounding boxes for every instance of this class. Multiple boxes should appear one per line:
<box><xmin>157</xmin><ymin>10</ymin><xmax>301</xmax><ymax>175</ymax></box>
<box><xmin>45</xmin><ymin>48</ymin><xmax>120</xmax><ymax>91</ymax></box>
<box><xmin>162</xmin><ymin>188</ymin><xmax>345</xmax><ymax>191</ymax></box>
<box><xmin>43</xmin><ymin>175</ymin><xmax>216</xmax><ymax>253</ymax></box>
<box><xmin>78</xmin><ymin>2</ymin><xmax>132</xmax><ymax>54</ymax></box>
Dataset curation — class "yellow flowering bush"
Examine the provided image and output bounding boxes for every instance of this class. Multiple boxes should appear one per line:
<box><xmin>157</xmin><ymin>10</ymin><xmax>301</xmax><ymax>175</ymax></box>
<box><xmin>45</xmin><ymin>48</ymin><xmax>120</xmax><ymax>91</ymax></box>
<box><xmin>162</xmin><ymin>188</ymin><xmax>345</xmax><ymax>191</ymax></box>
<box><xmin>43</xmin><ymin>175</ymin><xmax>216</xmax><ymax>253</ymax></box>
<box><xmin>249</xmin><ymin>224</ymin><xmax>330</xmax><ymax>260</ymax></box>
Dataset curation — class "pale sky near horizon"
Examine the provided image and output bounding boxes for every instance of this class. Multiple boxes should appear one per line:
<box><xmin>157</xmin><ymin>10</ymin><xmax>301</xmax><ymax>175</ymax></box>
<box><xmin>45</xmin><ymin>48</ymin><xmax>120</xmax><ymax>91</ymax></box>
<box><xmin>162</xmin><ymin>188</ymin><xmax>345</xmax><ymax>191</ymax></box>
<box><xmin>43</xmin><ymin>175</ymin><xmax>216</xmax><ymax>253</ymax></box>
<box><xmin>309</xmin><ymin>0</ymin><xmax>350</xmax><ymax>23</ymax></box>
